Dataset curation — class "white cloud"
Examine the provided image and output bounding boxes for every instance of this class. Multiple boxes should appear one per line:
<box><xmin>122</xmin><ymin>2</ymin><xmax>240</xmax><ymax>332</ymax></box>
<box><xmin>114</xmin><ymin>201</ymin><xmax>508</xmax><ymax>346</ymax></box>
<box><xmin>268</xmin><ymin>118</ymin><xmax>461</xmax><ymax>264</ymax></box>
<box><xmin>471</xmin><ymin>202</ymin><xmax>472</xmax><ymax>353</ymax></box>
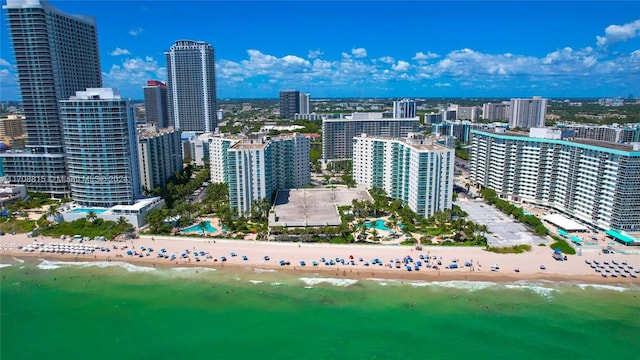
<box><xmin>435</xmin><ymin>82</ymin><xmax>451</xmax><ymax>87</ymax></box>
<box><xmin>0</xmin><ymin>58</ymin><xmax>10</xmax><ymax>67</ymax></box>
<box><xmin>392</xmin><ymin>60</ymin><xmax>410</xmax><ymax>71</ymax></box>
<box><xmin>128</xmin><ymin>27</ymin><xmax>143</xmax><ymax>36</ymax></box>
<box><xmin>596</xmin><ymin>19</ymin><xmax>640</xmax><ymax>47</ymax></box>
<box><xmin>412</xmin><ymin>51</ymin><xmax>440</xmax><ymax>60</ymax></box>
<box><xmin>351</xmin><ymin>47</ymin><xmax>367</xmax><ymax>58</ymax></box>
<box><xmin>307</xmin><ymin>49</ymin><xmax>324</xmax><ymax>58</ymax></box>
<box><xmin>378</xmin><ymin>56</ymin><xmax>395</xmax><ymax>64</ymax></box>
<box><xmin>103</xmin><ymin>56</ymin><xmax>165</xmax><ymax>91</ymax></box>
<box><xmin>110</xmin><ymin>47</ymin><xmax>131</xmax><ymax>56</ymax></box>
<box><xmin>341</xmin><ymin>52</ymin><xmax>351</xmax><ymax>59</ymax></box>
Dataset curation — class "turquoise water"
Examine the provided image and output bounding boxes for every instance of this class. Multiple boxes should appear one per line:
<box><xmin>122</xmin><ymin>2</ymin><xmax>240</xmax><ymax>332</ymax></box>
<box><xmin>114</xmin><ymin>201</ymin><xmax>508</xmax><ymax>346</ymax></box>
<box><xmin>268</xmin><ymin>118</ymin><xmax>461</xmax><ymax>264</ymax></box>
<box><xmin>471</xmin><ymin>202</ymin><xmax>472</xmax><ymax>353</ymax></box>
<box><xmin>1</xmin><ymin>258</ymin><xmax>639</xmax><ymax>360</ymax></box>
<box><xmin>71</xmin><ymin>208</ymin><xmax>107</xmax><ymax>214</ymax></box>
<box><xmin>365</xmin><ymin>219</ymin><xmax>389</xmax><ymax>231</ymax></box>
<box><xmin>181</xmin><ymin>221</ymin><xmax>217</xmax><ymax>234</ymax></box>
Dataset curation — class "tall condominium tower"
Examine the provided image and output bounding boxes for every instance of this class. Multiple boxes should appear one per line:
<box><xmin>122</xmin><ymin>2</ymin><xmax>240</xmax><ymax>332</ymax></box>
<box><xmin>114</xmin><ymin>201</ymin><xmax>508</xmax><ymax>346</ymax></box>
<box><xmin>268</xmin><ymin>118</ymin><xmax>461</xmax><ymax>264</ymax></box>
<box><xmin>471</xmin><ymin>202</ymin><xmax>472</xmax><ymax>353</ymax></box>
<box><xmin>279</xmin><ymin>90</ymin><xmax>300</xmax><ymax>118</ymax></box>
<box><xmin>393</xmin><ymin>99</ymin><xmax>417</xmax><ymax>118</ymax></box>
<box><xmin>509</xmin><ymin>97</ymin><xmax>547</xmax><ymax>129</ymax></box>
<box><xmin>352</xmin><ymin>133</ymin><xmax>454</xmax><ymax>219</ymax></box>
<box><xmin>299</xmin><ymin>93</ymin><xmax>310</xmax><ymax>115</ymax></box>
<box><xmin>60</xmin><ymin>88</ymin><xmax>141</xmax><ymax>207</ymax></box>
<box><xmin>165</xmin><ymin>40</ymin><xmax>217</xmax><ymax>133</ymax></box>
<box><xmin>1</xmin><ymin>0</ymin><xmax>102</xmax><ymax>197</ymax></box>
<box><xmin>482</xmin><ymin>101</ymin><xmax>510</xmax><ymax>121</ymax></box>
<box><xmin>210</xmin><ymin>133</ymin><xmax>310</xmax><ymax>216</ymax></box>
<box><xmin>143</xmin><ymin>80</ymin><xmax>169</xmax><ymax>129</ymax></box>
<box><xmin>138</xmin><ymin>127</ymin><xmax>182</xmax><ymax>192</ymax></box>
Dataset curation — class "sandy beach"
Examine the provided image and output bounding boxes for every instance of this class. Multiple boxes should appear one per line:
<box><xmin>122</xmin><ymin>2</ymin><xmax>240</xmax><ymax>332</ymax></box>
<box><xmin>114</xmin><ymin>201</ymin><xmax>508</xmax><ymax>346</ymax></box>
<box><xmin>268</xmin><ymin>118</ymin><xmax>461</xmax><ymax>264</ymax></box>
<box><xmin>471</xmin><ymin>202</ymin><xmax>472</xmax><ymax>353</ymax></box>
<box><xmin>2</xmin><ymin>232</ymin><xmax>639</xmax><ymax>285</ymax></box>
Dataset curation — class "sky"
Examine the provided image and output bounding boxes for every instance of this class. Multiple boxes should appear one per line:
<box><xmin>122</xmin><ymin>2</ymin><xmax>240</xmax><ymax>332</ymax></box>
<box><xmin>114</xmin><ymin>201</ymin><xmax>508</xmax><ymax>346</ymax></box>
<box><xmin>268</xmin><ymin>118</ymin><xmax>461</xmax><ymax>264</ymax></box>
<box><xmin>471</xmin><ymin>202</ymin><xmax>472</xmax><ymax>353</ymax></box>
<box><xmin>1</xmin><ymin>0</ymin><xmax>639</xmax><ymax>100</ymax></box>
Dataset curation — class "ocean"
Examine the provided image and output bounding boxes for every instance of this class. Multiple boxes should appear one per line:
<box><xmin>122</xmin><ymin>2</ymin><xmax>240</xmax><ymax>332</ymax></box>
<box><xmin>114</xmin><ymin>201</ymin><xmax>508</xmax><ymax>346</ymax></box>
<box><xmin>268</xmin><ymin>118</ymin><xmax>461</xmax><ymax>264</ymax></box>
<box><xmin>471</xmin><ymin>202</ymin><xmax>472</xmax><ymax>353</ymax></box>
<box><xmin>1</xmin><ymin>258</ymin><xmax>639</xmax><ymax>360</ymax></box>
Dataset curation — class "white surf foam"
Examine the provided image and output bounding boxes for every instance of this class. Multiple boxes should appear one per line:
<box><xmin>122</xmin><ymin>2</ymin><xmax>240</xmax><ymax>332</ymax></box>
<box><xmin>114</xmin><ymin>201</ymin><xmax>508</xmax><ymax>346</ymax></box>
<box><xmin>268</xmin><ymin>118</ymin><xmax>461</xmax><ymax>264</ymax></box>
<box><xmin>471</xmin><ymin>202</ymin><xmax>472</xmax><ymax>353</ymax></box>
<box><xmin>249</xmin><ymin>280</ymin><xmax>263</xmax><ymax>284</ymax></box>
<box><xmin>0</xmin><ymin>263</ymin><xmax>12</xmax><ymax>269</ymax></box>
<box><xmin>36</xmin><ymin>260</ymin><xmax>155</xmax><ymax>272</ymax></box>
<box><xmin>576</xmin><ymin>284</ymin><xmax>627</xmax><ymax>292</ymax></box>
<box><xmin>504</xmin><ymin>283</ymin><xmax>557</xmax><ymax>300</ymax></box>
<box><xmin>270</xmin><ymin>282</ymin><xmax>283</xmax><ymax>286</ymax></box>
<box><xmin>170</xmin><ymin>267</ymin><xmax>216</xmax><ymax>274</ymax></box>
<box><xmin>299</xmin><ymin>277</ymin><xmax>358</xmax><ymax>287</ymax></box>
<box><xmin>414</xmin><ymin>281</ymin><xmax>498</xmax><ymax>291</ymax></box>
<box><xmin>253</xmin><ymin>268</ymin><xmax>277</xmax><ymax>273</ymax></box>
<box><xmin>12</xmin><ymin>257</ymin><xmax>25</xmax><ymax>263</ymax></box>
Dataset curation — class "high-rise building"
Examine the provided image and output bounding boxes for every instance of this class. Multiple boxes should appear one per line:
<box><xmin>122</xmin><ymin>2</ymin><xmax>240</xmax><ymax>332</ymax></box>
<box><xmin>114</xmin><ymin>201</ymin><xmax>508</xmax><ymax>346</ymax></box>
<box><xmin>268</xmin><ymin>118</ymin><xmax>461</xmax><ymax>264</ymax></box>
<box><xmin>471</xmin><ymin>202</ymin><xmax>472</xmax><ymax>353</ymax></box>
<box><xmin>299</xmin><ymin>93</ymin><xmax>310</xmax><ymax>115</ymax></box>
<box><xmin>352</xmin><ymin>133</ymin><xmax>454</xmax><ymax>219</ymax></box>
<box><xmin>322</xmin><ymin>114</ymin><xmax>421</xmax><ymax>162</ymax></box>
<box><xmin>456</xmin><ymin>106</ymin><xmax>480</xmax><ymax>121</ymax></box>
<box><xmin>482</xmin><ymin>102</ymin><xmax>511</xmax><ymax>121</ymax></box>
<box><xmin>393</xmin><ymin>99</ymin><xmax>417</xmax><ymax>118</ymax></box>
<box><xmin>60</xmin><ymin>88</ymin><xmax>141</xmax><ymax>207</ymax></box>
<box><xmin>509</xmin><ymin>97</ymin><xmax>547</xmax><ymax>129</ymax></box>
<box><xmin>210</xmin><ymin>133</ymin><xmax>310</xmax><ymax>216</ymax></box>
<box><xmin>143</xmin><ymin>80</ymin><xmax>169</xmax><ymax>129</ymax></box>
<box><xmin>279</xmin><ymin>90</ymin><xmax>300</xmax><ymax>118</ymax></box>
<box><xmin>469</xmin><ymin>129</ymin><xmax>640</xmax><ymax>231</ymax></box>
<box><xmin>138</xmin><ymin>127</ymin><xmax>182</xmax><ymax>192</ymax></box>
<box><xmin>1</xmin><ymin>0</ymin><xmax>102</xmax><ymax>197</ymax></box>
<box><xmin>165</xmin><ymin>40</ymin><xmax>217</xmax><ymax>133</ymax></box>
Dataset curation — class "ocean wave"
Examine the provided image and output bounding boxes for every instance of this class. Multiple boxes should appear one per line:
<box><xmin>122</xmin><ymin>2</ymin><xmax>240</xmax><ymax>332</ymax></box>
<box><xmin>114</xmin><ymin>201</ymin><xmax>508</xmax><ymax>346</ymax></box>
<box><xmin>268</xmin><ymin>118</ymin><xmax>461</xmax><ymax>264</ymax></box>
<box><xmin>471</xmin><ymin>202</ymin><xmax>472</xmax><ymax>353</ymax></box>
<box><xmin>12</xmin><ymin>257</ymin><xmax>25</xmax><ymax>263</ymax></box>
<box><xmin>576</xmin><ymin>284</ymin><xmax>627</xmax><ymax>292</ymax></box>
<box><xmin>37</xmin><ymin>260</ymin><xmax>155</xmax><ymax>272</ymax></box>
<box><xmin>0</xmin><ymin>263</ymin><xmax>12</xmax><ymax>268</ymax></box>
<box><xmin>410</xmin><ymin>281</ymin><xmax>498</xmax><ymax>291</ymax></box>
<box><xmin>253</xmin><ymin>268</ymin><xmax>277</xmax><ymax>273</ymax></box>
<box><xmin>170</xmin><ymin>267</ymin><xmax>216</xmax><ymax>274</ymax></box>
<box><xmin>299</xmin><ymin>277</ymin><xmax>358</xmax><ymax>287</ymax></box>
<box><xmin>504</xmin><ymin>283</ymin><xmax>557</xmax><ymax>300</ymax></box>
<box><xmin>249</xmin><ymin>280</ymin><xmax>263</xmax><ymax>284</ymax></box>
<box><xmin>270</xmin><ymin>282</ymin><xmax>283</xmax><ymax>286</ymax></box>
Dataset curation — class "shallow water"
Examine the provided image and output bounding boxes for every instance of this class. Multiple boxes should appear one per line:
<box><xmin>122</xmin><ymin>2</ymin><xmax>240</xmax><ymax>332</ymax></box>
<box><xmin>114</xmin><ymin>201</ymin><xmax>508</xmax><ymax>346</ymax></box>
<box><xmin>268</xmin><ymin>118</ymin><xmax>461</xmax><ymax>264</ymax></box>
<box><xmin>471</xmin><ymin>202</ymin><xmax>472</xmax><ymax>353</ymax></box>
<box><xmin>1</xmin><ymin>260</ymin><xmax>638</xmax><ymax>359</ymax></box>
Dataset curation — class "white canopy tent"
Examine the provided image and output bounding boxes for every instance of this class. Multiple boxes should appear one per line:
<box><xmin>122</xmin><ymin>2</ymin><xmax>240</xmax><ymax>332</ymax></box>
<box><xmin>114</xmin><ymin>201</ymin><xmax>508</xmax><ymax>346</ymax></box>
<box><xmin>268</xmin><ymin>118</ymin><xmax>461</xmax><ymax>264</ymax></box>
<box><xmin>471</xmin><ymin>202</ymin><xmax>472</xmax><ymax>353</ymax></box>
<box><xmin>543</xmin><ymin>214</ymin><xmax>588</xmax><ymax>231</ymax></box>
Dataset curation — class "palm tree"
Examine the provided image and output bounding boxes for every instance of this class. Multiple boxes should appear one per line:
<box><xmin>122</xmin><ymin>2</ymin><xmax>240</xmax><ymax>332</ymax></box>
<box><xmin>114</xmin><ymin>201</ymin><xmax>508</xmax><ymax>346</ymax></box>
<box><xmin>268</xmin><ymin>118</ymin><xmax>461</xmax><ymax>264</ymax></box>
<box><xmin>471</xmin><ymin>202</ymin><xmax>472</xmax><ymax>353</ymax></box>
<box><xmin>198</xmin><ymin>221</ymin><xmax>207</xmax><ymax>235</ymax></box>
<box><xmin>44</xmin><ymin>204</ymin><xmax>61</xmax><ymax>225</ymax></box>
<box><xmin>116</xmin><ymin>216</ymin><xmax>129</xmax><ymax>233</ymax></box>
<box><xmin>86</xmin><ymin>210</ymin><xmax>98</xmax><ymax>223</ymax></box>
<box><xmin>370</xmin><ymin>228</ymin><xmax>379</xmax><ymax>242</ymax></box>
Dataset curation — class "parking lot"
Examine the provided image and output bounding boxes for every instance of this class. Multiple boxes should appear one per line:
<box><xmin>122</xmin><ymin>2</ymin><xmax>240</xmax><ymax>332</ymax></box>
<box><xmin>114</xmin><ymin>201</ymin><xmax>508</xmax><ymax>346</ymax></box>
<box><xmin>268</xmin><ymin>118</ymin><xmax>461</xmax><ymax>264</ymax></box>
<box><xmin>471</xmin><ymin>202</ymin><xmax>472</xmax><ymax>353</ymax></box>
<box><xmin>456</xmin><ymin>197</ymin><xmax>548</xmax><ymax>247</ymax></box>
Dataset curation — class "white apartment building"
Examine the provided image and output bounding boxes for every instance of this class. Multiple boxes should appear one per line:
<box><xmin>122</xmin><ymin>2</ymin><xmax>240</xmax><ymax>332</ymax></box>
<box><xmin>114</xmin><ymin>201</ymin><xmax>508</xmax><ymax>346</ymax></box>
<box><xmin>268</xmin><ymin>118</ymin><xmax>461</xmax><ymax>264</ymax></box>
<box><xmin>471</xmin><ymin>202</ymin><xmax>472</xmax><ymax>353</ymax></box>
<box><xmin>509</xmin><ymin>97</ymin><xmax>547</xmax><ymax>129</ymax></box>
<box><xmin>211</xmin><ymin>133</ymin><xmax>310</xmax><ymax>216</ymax></box>
<box><xmin>469</xmin><ymin>129</ymin><xmax>640</xmax><ymax>231</ymax></box>
<box><xmin>352</xmin><ymin>133</ymin><xmax>454</xmax><ymax>219</ymax></box>
<box><xmin>138</xmin><ymin>127</ymin><xmax>182</xmax><ymax>192</ymax></box>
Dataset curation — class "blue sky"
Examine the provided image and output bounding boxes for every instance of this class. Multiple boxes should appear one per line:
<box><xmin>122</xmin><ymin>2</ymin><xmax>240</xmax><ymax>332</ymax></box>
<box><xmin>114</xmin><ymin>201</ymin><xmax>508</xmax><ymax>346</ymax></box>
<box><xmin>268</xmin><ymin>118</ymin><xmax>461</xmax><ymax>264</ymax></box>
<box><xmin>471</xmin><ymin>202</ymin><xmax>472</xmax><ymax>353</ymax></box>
<box><xmin>1</xmin><ymin>1</ymin><xmax>639</xmax><ymax>100</ymax></box>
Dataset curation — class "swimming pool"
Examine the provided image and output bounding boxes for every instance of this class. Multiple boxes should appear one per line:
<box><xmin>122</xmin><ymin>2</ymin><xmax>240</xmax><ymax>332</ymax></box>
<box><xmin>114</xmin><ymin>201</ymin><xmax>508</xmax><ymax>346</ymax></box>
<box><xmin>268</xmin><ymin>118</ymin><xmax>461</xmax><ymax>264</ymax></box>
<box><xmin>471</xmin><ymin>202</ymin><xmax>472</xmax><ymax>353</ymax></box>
<box><xmin>181</xmin><ymin>221</ymin><xmax>217</xmax><ymax>234</ymax></box>
<box><xmin>71</xmin><ymin>208</ymin><xmax>107</xmax><ymax>214</ymax></box>
<box><xmin>364</xmin><ymin>219</ymin><xmax>389</xmax><ymax>231</ymax></box>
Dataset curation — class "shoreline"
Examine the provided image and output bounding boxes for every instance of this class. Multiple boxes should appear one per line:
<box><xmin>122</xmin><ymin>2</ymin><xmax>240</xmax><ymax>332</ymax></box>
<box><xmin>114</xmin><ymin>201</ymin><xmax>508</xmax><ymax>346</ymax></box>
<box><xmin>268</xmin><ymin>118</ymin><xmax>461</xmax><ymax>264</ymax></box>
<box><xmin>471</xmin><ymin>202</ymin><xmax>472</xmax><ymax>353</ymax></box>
<box><xmin>2</xmin><ymin>233</ymin><xmax>639</xmax><ymax>286</ymax></box>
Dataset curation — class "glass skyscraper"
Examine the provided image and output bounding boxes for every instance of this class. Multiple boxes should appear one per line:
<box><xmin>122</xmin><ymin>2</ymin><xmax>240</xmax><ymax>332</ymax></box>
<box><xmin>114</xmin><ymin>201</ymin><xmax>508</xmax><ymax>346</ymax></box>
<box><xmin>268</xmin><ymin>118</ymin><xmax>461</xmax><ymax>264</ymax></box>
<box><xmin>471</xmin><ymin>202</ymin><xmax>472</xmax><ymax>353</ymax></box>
<box><xmin>165</xmin><ymin>40</ymin><xmax>217</xmax><ymax>133</ymax></box>
<box><xmin>1</xmin><ymin>0</ymin><xmax>102</xmax><ymax>197</ymax></box>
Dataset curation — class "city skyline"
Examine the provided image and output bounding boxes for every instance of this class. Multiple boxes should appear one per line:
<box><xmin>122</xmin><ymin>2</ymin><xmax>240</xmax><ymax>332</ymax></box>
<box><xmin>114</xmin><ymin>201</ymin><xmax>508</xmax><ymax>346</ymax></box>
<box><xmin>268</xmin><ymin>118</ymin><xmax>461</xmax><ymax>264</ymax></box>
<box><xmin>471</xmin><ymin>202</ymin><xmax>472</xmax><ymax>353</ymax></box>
<box><xmin>1</xmin><ymin>1</ymin><xmax>639</xmax><ymax>101</ymax></box>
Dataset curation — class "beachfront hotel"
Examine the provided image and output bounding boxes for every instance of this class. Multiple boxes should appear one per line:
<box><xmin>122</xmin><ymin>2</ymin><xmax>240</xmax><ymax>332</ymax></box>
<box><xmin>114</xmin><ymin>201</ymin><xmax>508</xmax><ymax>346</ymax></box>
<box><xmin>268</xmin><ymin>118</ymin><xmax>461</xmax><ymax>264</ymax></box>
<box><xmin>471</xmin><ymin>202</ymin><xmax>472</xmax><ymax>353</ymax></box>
<box><xmin>165</xmin><ymin>40</ymin><xmax>217</xmax><ymax>133</ymax></box>
<box><xmin>60</xmin><ymin>88</ymin><xmax>142</xmax><ymax>207</ymax></box>
<box><xmin>352</xmin><ymin>133</ymin><xmax>455</xmax><ymax>219</ymax></box>
<box><xmin>1</xmin><ymin>0</ymin><xmax>102</xmax><ymax>198</ymax></box>
<box><xmin>469</xmin><ymin>128</ymin><xmax>640</xmax><ymax>232</ymax></box>
<box><xmin>322</xmin><ymin>113</ymin><xmax>420</xmax><ymax>163</ymax></box>
<box><xmin>210</xmin><ymin>133</ymin><xmax>310</xmax><ymax>216</ymax></box>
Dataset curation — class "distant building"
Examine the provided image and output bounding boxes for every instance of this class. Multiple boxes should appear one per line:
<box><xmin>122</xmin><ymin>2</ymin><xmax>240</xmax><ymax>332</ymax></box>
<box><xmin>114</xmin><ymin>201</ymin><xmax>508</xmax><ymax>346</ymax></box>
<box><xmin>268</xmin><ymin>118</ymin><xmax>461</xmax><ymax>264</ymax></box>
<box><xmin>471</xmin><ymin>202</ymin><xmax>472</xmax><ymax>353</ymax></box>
<box><xmin>482</xmin><ymin>102</ymin><xmax>510</xmax><ymax>121</ymax></box>
<box><xmin>299</xmin><ymin>93</ymin><xmax>310</xmax><ymax>115</ymax></box>
<box><xmin>322</xmin><ymin>114</ymin><xmax>421</xmax><ymax>162</ymax></box>
<box><xmin>165</xmin><ymin>40</ymin><xmax>217</xmax><ymax>132</ymax></box>
<box><xmin>0</xmin><ymin>114</ymin><xmax>24</xmax><ymax>138</ymax></box>
<box><xmin>60</xmin><ymin>88</ymin><xmax>142</xmax><ymax>207</ymax></box>
<box><xmin>353</xmin><ymin>133</ymin><xmax>454</xmax><ymax>219</ymax></box>
<box><xmin>182</xmin><ymin>133</ymin><xmax>210</xmax><ymax>166</ymax></box>
<box><xmin>210</xmin><ymin>133</ymin><xmax>310</xmax><ymax>216</ymax></box>
<box><xmin>555</xmin><ymin>123</ymin><xmax>640</xmax><ymax>143</ymax></box>
<box><xmin>138</xmin><ymin>127</ymin><xmax>182</xmax><ymax>192</ymax></box>
<box><xmin>143</xmin><ymin>80</ymin><xmax>169</xmax><ymax>129</ymax></box>
<box><xmin>393</xmin><ymin>99</ymin><xmax>417</xmax><ymax>118</ymax></box>
<box><xmin>424</xmin><ymin>113</ymin><xmax>442</xmax><ymax>124</ymax></box>
<box><xmin>456</xmin><ymin>106</ymin><xmax>481</xmax><ymax>121</ymax></box>
<box><xmin>279</xmin><ymin>90</ymin><xmax>300</xmax><ymax>119</ymax></box>
<box><xmin>509</xmin><ymin>97</ymin><xmax>547</xmax><ymax>129</ymax></box>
